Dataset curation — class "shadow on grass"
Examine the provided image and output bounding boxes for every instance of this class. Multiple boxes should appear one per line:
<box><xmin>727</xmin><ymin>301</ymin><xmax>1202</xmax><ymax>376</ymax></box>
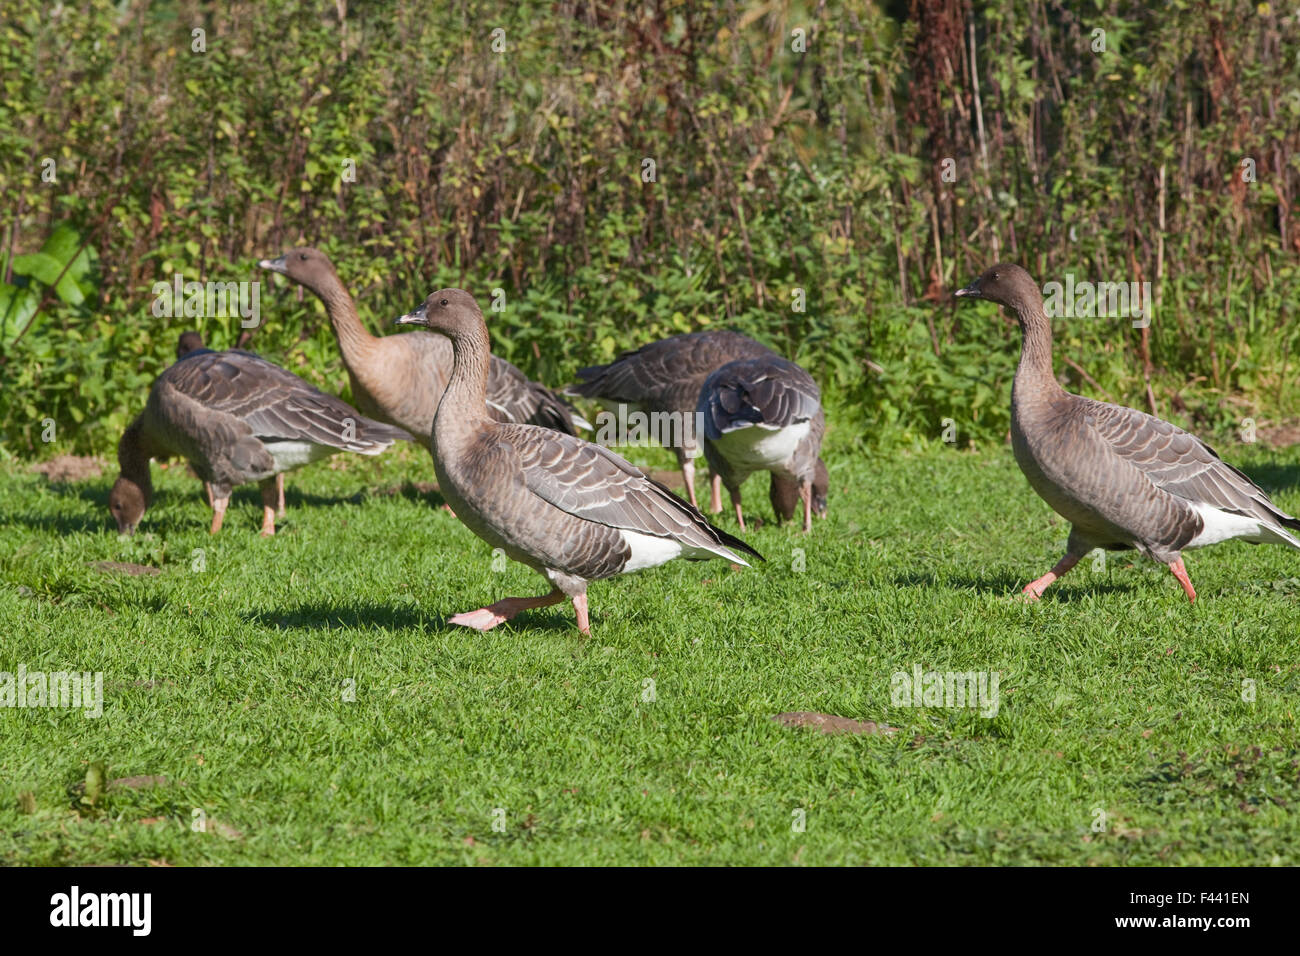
<box><xmin>11</xmin><ymin>480</ymin><xmax>426</xmax><ymax>538</ymax></box>
<box><xmin>244</xmin><ymin>598</ymin><xmax>575</xmax><ymax>634</ymax></box>
<box><xmin>889</xmin><ymin>570</ymin><xmax>1136</xmax><ymax>601</ymax></box>
<box><xmin>1238</xmin><ymin>462</ymin><xmax>1300</xmax><ymax>498</ymax></box>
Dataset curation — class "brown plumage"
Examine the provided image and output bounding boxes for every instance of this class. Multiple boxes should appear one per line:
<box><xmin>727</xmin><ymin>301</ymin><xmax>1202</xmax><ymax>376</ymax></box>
<box><xmin>565</xmin><ymin>330</ymin><xmax>779</xmax><ymax>510</ymax></box>
<box><xmin>395</xmin><ymin>290</ymin><xmax>762</xmax><ymax>636</ymax></box>
<box><xmin>698</xmin><ymin>355</ymin><xmax>829</xmax><ymax>532</ymax></box>
<box><xmin>956</xmin><ymin>262</ymin><xmax>1300</xmax><ymax>601</ymax></box>
<box><xmin>109</xmin><ymin>346</ymin><xmax>411</xmax><ymax>536</ymax></box>
<box><xmin>258</xmin><ymin>248</ymin><xmax>586</xmax><ymax>449</ymax></box>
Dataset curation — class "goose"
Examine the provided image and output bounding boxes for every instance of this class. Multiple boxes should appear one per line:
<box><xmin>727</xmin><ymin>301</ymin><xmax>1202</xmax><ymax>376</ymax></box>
<box><xmin>955</xmin><ymin>263</ymin><xmax>1300</xmax><ymax>601</ymax></box>
<box><xmin>257</xmin><ymin>248</ymin><xmax>587</xmax><ymax>448</ymax></box>
<box><xmin>171</xmin><ymin>331</ymin><xmax>282</xmax><ymax>514</ymax></box>
<box><xmin>564</xmin><ymin>330</ymin><xmax>776</xmax><ymax>510</ymax></box>
<box><xmin>698</xmin><ymin>355</ymin><xmax>829</xmax><ymax>532</ymax></box>
<box><xmin>394</xmin><ymin>290</ymin><xmax>763</xmax><ymax>636</ymax></box>
<box><xmin>109</xmin><ymin>345</ymin><xmax>411</xmax><ymax>536</ymax></box>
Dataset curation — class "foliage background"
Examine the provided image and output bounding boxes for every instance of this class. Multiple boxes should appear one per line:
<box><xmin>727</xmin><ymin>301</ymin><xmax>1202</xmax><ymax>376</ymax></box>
<box><xmin>2</xmin><ymin>0</ymin><xmax>1298</xmax><ymax>457</ymax></box>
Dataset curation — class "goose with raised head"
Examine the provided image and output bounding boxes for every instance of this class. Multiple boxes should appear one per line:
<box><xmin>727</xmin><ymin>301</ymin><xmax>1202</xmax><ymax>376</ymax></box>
<box><xmin>395</xmin><ymin>290</ymin><xmax>763</xmax><ymax>636</ymax></box>
<box><xmin>698</xmin><ymin>355</ymin><xmax>828</xmax><ymax>532</ymax></box>
<box><xmin>564</xmin><ymin>330</ymin><xmax>777</xmax><ymax>510</ymax></box>
<box><xmin>258</xmin><ymin>248</ymin><xmax>586</xmax><ymax>446</ymax></box>
<box><xmin>109</xmin><ymin>345</ymin><xmax>411</xmax><ymax>536</ymax></box>
<box><xmin>955</xmin><ymin>263</ymin><xmax>1300</xmax><ymax>601</ymax></box>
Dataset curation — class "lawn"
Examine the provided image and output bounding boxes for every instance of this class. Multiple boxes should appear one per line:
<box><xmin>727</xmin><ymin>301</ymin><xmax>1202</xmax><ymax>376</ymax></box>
<box><xmin>2</xmin><ymin>436</ymin><xmax>1298</xmax><ymax>866</ymax></box>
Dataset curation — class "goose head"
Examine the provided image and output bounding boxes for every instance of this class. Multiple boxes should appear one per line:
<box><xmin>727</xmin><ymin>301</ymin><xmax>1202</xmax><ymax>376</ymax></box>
<box><xmin>258</xmin><ymin>247</ymin><xmax>338</xmax><ymax>293</ymax></box>
<box><xmin>812</xmin><ymin>457</ymin><xmax>830</xmax><ymax>517</ymax></box>
<box><xmin>954</xmin><ymin>263</ymin><xmax>1042</xmax><ymax>314</ymax></box>
<box><xmin>108</xmin><ymin>477</ymin><xmax>148</xmax><ymax>535</ymax></box>
<box><xmin>394</xmin><ymin>289</ymin><xmax>483</xmax><ymax>340</ymax></box>
<box><xmin>176</xmin><ymin>330</ymin><xmax>204</xmax><ymax>360</ymax></box>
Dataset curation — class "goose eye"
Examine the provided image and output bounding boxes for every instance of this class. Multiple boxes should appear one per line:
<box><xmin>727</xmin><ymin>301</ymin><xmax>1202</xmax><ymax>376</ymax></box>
<box><xmin>299</xmin><ymin>253</ymin><xmax>308</xmax><ymax>260</ymax></box>
<box><xmin>439</xmin><ymin>298</ymin><xmax>448</xmax><ymax>306</ymax></box>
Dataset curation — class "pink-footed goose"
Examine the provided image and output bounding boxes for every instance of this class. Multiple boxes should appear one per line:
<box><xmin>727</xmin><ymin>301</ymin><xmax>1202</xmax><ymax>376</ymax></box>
<box><xmin>395</xmin><ymin>290</ymin><xmax>763</xmax><ymax>636</ymax></box>
<box><xmin>564</xmin><ymin>330</ymin><xmax>776</xmax><ymax>510</ymax></box>
<box><xmin>955</xmin><ymin>263</ymin><xmax>1300</xmax><ymax>601</ymax></box>
<box><xmin>258</xmin><ymin>248</ymin><xmax>587</xmax><ymax>447</ymax></box>
<box><xmin>698</xmin><ymin>355</ymin><xmax>829</xmax><ymax>533</ymax></box>
<box><xmin>110</xmin><ymin>344</ymin><xmax>411</xmax><ymax>536</ymax></box>
<box><xmin>173</xmin><ymin>331</ymin><xmax>285</xmax><ymax>515</ymax></box>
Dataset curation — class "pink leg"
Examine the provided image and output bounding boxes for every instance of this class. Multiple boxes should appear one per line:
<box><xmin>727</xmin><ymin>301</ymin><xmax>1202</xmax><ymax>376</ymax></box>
<box><xmin>209</xmin><ymin>497</ymin><xmax>229</xmax><ymax>535</ymax></box>
<box><xmin>448</xmin><ymin>589</ymin><xmax>565</xmax><ymax>631</ymax></box>
<box><xmin>681</xmin><ymin>458</ymin><xmax>698</xmax><ymax>508</ymax></box>
<box><xmin>258</xmin><ymin>477</ymin><xmax>279</xmax><ymax>536</ymax></box>
<box><xmin>204</xmin><ymin>482</ymin><xmax>215</xmax><ymax>509</ymax></box>
<box><xmin>276</xmin><ymin>473</ymin><xmax>286</xmax><ymax>515</ymax></box>
<box><xmin>800</xmin><ymin>479</ymin><xmax>812</xmax><ymax>534</ymax></box>
<box><xmin>1022</xmin><ymin>553</ymin><xmax>1081</xmax><ymax>600</ymax></box>
<box><xmin>572</xmin><ymin>592</ymin><xmax>591</xmax><ymax>636</ymax></box>
<box><xmin>1169</xmin><ymin>557</ymin><xmax>1196</xmax><ymax>603</ymax></box>
<box><xmin>732</xmin><ymin>492</ymin><xmax>746</xmax><ymax>533</ymax></box>
<box><xmin>710</xmin><ymin>473</ymin><xmax>723</xmax><ymax>513</ymax></box>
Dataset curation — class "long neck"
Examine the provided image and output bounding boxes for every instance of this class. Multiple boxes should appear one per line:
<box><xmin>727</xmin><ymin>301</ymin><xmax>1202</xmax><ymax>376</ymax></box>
<box><xmin>435</xmin><ymin>319</ymin><xmax>492</xmax><ymax>449</ymax></box>
<box><xmin>315</xmin><ymin>276</ymin><xmax>377</xmax><ymax>363</ymax></box>
<box><xmin>1013</xmin><ymin>302</ymin><xmax>1062</xmax><ymax>398</ymax></box>
<box><xmin>118</xmin><ymin>422</ymin><xmax>154</xmax><ymax>501</ymax></box>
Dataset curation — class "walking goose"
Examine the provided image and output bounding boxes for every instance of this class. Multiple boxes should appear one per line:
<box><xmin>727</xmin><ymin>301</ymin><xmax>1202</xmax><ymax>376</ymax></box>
<box><xmin>109</xmin><ymin>346</ymin><xmax>411</xmax><ymax>536</ymax></box>
<box><xmin>394</xmin><ymin>290</ymin><xmax>762</xmax><ymax>636</ymax></box>
<box><xmin>955</xmin><ymin>263</ymin><xmax>1300</xmax><ymax>601</ymax></box>
<box><xmin>258</xmin><ymin>248</ymin><xmax>586</xmax><ymax>447</ymax></box>
<box><xmin>698</xmin><ymin>355</ymin><xmax>829</xmax><ymax>532</ymax></box>
<box><xmin>564</xmin><ymin>330</ymin><xmax>776</xmax><ymax>510</ymax></box>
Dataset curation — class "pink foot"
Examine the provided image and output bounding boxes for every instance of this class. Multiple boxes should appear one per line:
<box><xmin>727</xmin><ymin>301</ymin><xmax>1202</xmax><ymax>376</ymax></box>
<box><xmin>1021</xmin><ymin>553</ymin><xmax>1081</xmax><ymax>600</ymax></box>
<box><xmin>1169</xmin><ymin>557</ymin><xmax>1196</xmax><ymax>603</ymax></box>
<box><xmin>447</xmin><ymin>591</ymin><xmax>566</xmax><ymax>631</ymax></box>
<box><xmin>448</xmin><ymin>607</ymin><xmax>510</xmax><ymax>631</ymax></box>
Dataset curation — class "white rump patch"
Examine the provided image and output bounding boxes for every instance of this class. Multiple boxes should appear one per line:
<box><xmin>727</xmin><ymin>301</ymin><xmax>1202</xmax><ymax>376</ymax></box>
<box><xmin>712</xmin><ymin>420</ymin><xmax>810</xmax><ymax>472</ymax></box>
<box><xmin>619</xmin><ymin>529</ymin><xmax>749</xmax><ymax>572</ymax></box>
<box><xmin>619</xmin><ymin>530</ymin><xmax>685</xmax><ymax>572</ymax></box>
<box><xmin>264</xmin><ymin>441</ymin><xmax>336</xmax><ymax>472</ymax></box>
<box><xmin>1186</xmin><ymin>502</ymin><xmax>1300</xmax><ymax>550</ymax></box>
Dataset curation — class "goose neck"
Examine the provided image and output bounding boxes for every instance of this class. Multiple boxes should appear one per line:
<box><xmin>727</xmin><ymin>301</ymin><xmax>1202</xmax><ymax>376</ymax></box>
<box><xmin>1014</xmin><ymin>305</ymin><xmax>1061</xmax><ymax>395</ymax></box>
<box><xmin>118</xmin><ymin>422</ymin><xmax>154</xmax><ymax>498</ymax></box>
<box><xmin>434</xmin><ymin>321</ymin><xmax>492</xmax><ymax>448</ymax></box>
<box><xmin>318</xmin><ymin>281</ymin><xmax>376</xmax><ymax>359</ymax></box>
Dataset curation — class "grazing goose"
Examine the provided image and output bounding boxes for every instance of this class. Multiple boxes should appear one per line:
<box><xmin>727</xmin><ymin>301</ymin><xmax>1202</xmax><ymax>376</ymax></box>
<box><xmin>698</xmin><ymin>356</ymin><xmax>829</xmax><ymax>533</ymax></box>
<box><xmin>395</xmin><ymin>290</ymin><xmax>763</xmax><ymax>636</ymax></box>
<box><xmin>258</xmin><ymin>248</ymin><xmax>587</xmax><ymax>448</ymax></box>
<box><xmin>565</xmin><ymin>330</ymin><xmax>776</xmax><ymax>510</ymax></box>
<box><xmin>171</xmin><ymin>331</ymin><xmax>283</xmax><ymax>514</ymax></box>
<box><xmin>176</xmin><ymin>330</ymin><xmax>205</xmax><ymax>359</ymax></box>
<box><xmin>109</xmin><ymin>346</ymin><xmax>411</xmax><ymax>536</ymax></box>
<box><xmin>955</xmin><ymin>263</ymin><xmax>1300</xmax><ymax>601</ymax></box>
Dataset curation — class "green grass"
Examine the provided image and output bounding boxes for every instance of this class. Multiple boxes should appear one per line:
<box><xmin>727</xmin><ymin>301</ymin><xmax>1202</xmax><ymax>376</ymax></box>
<box><xmin>2</xmin><ymin>438</ymin><xmax>1299</xmax><ymax>866</ymax></box>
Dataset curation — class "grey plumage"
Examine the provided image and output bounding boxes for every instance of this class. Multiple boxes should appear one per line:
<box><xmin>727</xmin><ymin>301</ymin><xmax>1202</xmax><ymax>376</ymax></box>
<box><xmin>699</xmin><ymin>355</ymin><xmax>827</xmax><ymax>532</ymax></box>
<box><xmin>956</xmin><ymin>262</ymin><xmax>1300</xmax><ymax>601</ymax></box>
<box><xmin>395</xmin><ymin>290</ymin><xmax>762</xmax><ymax>636</ymax></box>
<box><xmin>109</xmin><ymin>346</ymin><xmax>410</xmax><ymax>535</ymax></box>
<box><xmin>258</xmin><ymin>248</ymin><xmax>587</xmax><ymax>447</ymax></box>
<box><xmin>564</xmin><ymin>330</ymin><xmax>780</xmax><ymax>509</ymax></box>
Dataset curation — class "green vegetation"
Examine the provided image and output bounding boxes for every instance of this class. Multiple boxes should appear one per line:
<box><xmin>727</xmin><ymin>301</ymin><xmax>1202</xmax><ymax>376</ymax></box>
<box><xmin>2</xmin><ymin>444</ymin><xmax>1297</xmax><ymax>865</ymax></box>
<box><xmin>3</xmin><ymin>1</ymin><xmax>1299</xmax><ymax>457</ymax></box>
